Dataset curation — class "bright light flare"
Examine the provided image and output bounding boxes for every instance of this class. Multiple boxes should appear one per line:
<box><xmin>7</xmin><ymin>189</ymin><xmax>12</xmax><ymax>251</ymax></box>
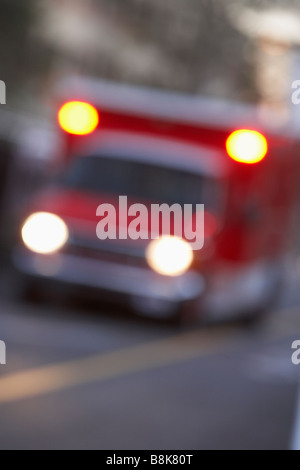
<box><xmin>22</xmin><ymin>213</ymin><xmax>69</xmax><ymax>255</ymax></box>
<box><xmin>226</xmin><ymin>130</ymin><xmax>268</xmax><ymax>164</ymax></box>
<box><xmin>58</xmin><ymin>101</ymin><xmax>99</xmax><ymax>135</ymax></box>
<box><xmin>146</xmin><ymin>236</ymin><xmax>194</xmax><ymax>277</ymax></box>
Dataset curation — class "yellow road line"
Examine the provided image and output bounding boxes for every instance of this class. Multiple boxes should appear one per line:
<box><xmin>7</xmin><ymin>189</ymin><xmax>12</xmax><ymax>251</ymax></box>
<box><xmin>0</xmin><ymin>326</ymin><xmax>237</xmax><ymax>404</ymax></box>
<box><xmin>0</xmin><ymin>303</ymin><xmax>299</xmax><ymax>405</ymax></box>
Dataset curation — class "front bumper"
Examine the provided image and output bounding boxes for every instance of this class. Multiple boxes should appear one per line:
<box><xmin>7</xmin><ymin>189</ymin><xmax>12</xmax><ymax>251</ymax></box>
<box><xmin>13</xmin><ymin>248</ymin><xmax>205</xmax><ymax>305</ymax></box>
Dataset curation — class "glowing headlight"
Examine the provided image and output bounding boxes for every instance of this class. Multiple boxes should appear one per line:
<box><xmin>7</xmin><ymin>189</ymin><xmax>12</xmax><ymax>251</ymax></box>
<box><xmin>146</xmin><ymin>236</ymin><xmax>193</xmax><ymax>277</ymax></box>
<box><xmin>22</xmin><ymin>213</ymin><xmax>69</xmax><ymax>255</ymax></box>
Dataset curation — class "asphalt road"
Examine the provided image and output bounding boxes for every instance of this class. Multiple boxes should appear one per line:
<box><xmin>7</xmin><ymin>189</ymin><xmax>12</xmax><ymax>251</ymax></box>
<box><xmin>0</xmin><ymin>263</ymin><xmax>299</xmax><ymax>450</ymax></box>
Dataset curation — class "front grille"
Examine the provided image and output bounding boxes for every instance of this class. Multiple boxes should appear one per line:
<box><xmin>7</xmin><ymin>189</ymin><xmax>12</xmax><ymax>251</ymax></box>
<box><xmin>63</xmin><ymin>234</ymin><xmax>148</xmax><ymax>269</ymax></box>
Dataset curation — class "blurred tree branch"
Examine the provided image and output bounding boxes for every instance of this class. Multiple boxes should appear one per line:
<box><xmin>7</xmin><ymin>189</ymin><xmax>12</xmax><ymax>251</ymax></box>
<box><xmin>0</xmin><ymin>0</ymin><xmax>298</xmax><ymax>107</ymax></box>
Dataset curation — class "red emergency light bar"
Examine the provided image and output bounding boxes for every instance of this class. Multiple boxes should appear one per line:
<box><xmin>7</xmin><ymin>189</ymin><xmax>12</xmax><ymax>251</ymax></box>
<box><xmin>57</xmin><ymin>99</ymin><xmax>268</xmax><ymax>165</ymax></box>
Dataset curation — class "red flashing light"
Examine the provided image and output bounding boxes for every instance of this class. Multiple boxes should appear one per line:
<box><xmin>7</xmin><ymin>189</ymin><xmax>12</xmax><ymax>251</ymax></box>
<box><xmin>58</xmin><ymin>101</ymin><xmax>99</xmax><ymax>136</ymax></box>
<box><xmin>226</xmin><ymin>130</ymin><xmax>268</xmax><ymax>164</ymax></box>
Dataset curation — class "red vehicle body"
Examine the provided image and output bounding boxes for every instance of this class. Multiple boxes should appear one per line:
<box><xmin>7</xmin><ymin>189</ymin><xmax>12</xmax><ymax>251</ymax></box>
<box><xmin>13</xmin><ymin>77</ymin><xmax>300</xmax><ymax>321</ymax></box>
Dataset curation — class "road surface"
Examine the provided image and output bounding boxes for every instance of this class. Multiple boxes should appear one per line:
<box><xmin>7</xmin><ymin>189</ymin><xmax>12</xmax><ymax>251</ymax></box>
<box><xmin>0</xmin><ymin>263</ymin><xmax>299</xmax><ymax>450</ymax></box>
